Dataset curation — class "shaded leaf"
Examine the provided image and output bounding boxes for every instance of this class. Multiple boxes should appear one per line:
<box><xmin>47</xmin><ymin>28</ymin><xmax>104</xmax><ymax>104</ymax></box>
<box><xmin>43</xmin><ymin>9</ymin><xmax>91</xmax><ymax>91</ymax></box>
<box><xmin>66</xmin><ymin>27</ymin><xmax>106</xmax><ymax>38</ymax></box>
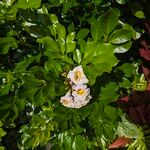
<box><xmin>0</xmin><ymin>37</ymin><xmax>18</xmax><ymax>54</ymax></box>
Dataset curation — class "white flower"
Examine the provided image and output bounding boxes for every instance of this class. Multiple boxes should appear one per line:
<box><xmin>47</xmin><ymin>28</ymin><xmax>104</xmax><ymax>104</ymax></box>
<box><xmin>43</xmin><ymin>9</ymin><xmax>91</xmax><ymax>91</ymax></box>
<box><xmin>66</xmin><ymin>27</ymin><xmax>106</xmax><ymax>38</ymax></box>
<box><xmin>67</xmin><ymin>66</ymin><xmax>88</xmax><ymax>85</ymax></box>
<box><xmin>73</xmin><ymin>95</ymin><xmax>92</xmax><ymax>109</ymax></box>
<box><xmin>60</xmin><ymin>91</ymin><xmax>74</xmax><ymax>108</ymax></box>
<box><xmin>72</xmin><ymin>85</ymin><xmax>90</xmax><ymax>101</ymax></box>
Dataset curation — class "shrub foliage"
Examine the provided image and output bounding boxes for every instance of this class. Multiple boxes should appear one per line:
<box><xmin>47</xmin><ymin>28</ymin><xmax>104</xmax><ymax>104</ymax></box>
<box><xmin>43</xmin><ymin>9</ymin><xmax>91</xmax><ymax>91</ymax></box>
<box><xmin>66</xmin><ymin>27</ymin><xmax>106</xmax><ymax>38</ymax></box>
<box><xmin>0</xmin><ymin>0</ymin><xmax>150</xmax><ymax>149</ymax></box>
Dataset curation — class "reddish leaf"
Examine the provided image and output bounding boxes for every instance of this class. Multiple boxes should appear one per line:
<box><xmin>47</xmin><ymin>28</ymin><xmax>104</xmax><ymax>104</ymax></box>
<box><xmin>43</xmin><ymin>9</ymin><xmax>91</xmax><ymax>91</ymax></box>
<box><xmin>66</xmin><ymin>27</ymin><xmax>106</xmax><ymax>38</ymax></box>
<box><xmin>146</xmin><ymin>84</ymin><xmax>150</xmax><ymax>90</ymax></box>
<box><xmin>140</xmin><ymin>41</ymin><xmax>149</xmax><ymax>50</ymax></box>
<box><xmin>109</xmin><ymin>137</ymin><xmax>131</xmax><ymax>149</ymax></box>
<box><xmin>142</xmin><ymin>66</ymin><xmax>150</xmax><ymax>83</ymax></box>
<box><xmin>129</xmin><ymin>105</ymin><xmax>147</xmax><ymax>124</ymax></box>
<box><xmin>140</xmin><ymin>48</ymin><xmax>150</xmax><ymax>61</ymax></box>
<box><xmin>141</xmin><ymin>21</ymin><xmax>150</xmax><ymax>35</ymax></box>
<box><xmin>117</xmin><ymin>96</ymin><xmax>129</xmax><ymax>111</ymax></box>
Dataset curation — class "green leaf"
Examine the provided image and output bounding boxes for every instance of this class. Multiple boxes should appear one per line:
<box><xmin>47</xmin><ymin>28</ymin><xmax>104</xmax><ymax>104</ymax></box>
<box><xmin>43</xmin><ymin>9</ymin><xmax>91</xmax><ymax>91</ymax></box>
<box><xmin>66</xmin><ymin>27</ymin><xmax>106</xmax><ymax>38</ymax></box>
<box><xmin>113</xmin><ymin>41</ymin><xmax>132</xmax><ymax>53</ymax></box>
<box><xmin>37</xmin><ymin>36</ymin><xmax>59</xmax><ymax>55</ymax></box>
<box><xmin>49</xmin><ymin>14</ymin><xmax>59</xmax><ymax>24</ymax></box>
<box><xmin>100</xmin><ymin>82</ymin><xmax>119</xmax><ymax>105</ymax></box>
<box><xmin>128</xmin><ymin>138</ymin><xmax>147</xmax><ymax>150</ymax></box>
<box><xmin>93</xmin><ymin>0</ymin><xmax>103</xmax><ymax>5</ymax></box>
<box><xmin>118</xmin><ymin>63</ymin><xmax>136</xmax><ymax>77</ymax></box>
<box><xmin>57</xmin><ymin>36</ymin><xmax>66</xmax><ymax>54</ymax></box>
<box><xmin>42</xmin><ymin>81</ymin><xmax>56</xmax><ymax>100</ymax></box>
<box><xmin>99</xmin><ymin>8</ymin><xmax>120</xmax><ymax>36</ymax></box>
<box><xmin>20</xmin><ymin>109</ymin><xmax>55</xmax><ymax>149</ymax></box>
<box><xmin>67</xmin><ymin>22</ymin><xmax>75</xmax><ymax>33</ymax></box>
<box><xmin>73</xmin><ymin>49</ymin><xmax>82</xmax><ymax>64</ymax></box>
<box><xmin>103</xmin><ymin>105</ymin><xmax>118</xmax><ymax>122</ymax></box>
<box><xmin>134</xmin><ymin>11</ymin><xmax>145</xmax><ymax>19</ymax></box>
<box><xmin>66</xmin><ymin>32</ymin><xmax>75</xmax><ymax>43</ymax></box>
<box><xmin>116</xmin><ymin>0</ymin><xmax>128</xmax><ymax>4</ymax></box>
<box><xmin>78</xmin><ymin>39</ymin><xmax>86</xmax><ymax>53</ymax></box>
<box><xmin>66</xmin><ymin>32</ymin><xmax>76</xmax><ymax>53</ymax></box>
<box><xmin>61</xmin><ymin>55</ymin><xmax>74</xmax><ymax>64</ymax></box>
<box><xmin>37</xmin><ymin>5</ymin><xmax>48</xmax><ymax>14</ymax></box>
<box><xmin>0</xmin><ymin>122</ymin><xmax>6</xmax><ymax>138</ymax></box>
<box><xmin>72</xmin><ymin>135</ymin><xmax>87</xmax><ymax>150</ymax></box>
<box><xmin>45</xmin><ymin>60</ymin><xmax>63</xmax><ymax>75</ymax></box>
<box><xmin>0</xmin><ymin>37</ymin><xmax>18</xmax><ymax>54</ymax></box>
<box><xmin>56</xmin><ymin>23</ymin><xmax>66</xmax><ymax>40</ymax></box>
<box><xmin>82</xmin><ymin>41</ymin><xmax>118</xmax><ymax>85</ymax></box>
<box><xmin>76</xmin><ymin>29</ymin><xmax>89</xmax><ymax>39</ymax></box>
<box><xmin>117</xmin><ymin>115</ymin><xmax>142</xmax><ymax>138</ymax></box>
<box><xmin>132</xmin><ymin>74</ymin><xmax>147</xmax><ymax>91</ymax></box>
<box><xmin>66</xmin><ymin>42</ymin><xmax>76</xmax><ymax>53</ymax></box>
<box><xmin>34</xmin><ymin>88</ymin><xmax>45</xmax><ymax>106</ymax></box>
<box><xmin>58</xmin><ymin>131</ymin><xmax>87</xmax><ymax>150</ymax></box>
<box><xmin>14</xmin><ymin>57</ymin><xmax>35</xmax><ymax>72</ymax></box>
<box><xmin>17</xmin><ymin>0</ymin><xmax>41</xmax><ymax>9</ymax></box>
<box><xmin>89</xmin><ymin>102</ymin><xmax>104</xmax><ymax>128</ymax></box>
<box><xmin>0</xmin><ymin>84</ymin><xmax>12</xmax><ymax>96</ymax></box>
<box><xmin>109</xmin><ymin>29</ymin><xmax>132</xmax><ymax>44</ymax></box>
<box><xmin>17</xmin><ymin>75</ymin><xmax>45</xmax><ymax>102</ymax></box>
<box><xmin>121</xmin><ymin>22</ymin><xmax>141</xmax><ymax>40</ymax></box>
<box><xmin>91</xmin><ymin>17</ymin><xmax>104</xmax><ymax>41</ymax></box>
<box><xmin>0</xmin><ymin>72</ymin><xmax>14</xmax><ymax>96</ymax></box>
<box><xmin>48</xmin><ymin>25</ymin><xmax>57</xmax><ymax>38</ymax></box>
<box><xmin>0</xmin><ymin>146</ymin><xmax>5</xmax><ymax>150</ymax></box>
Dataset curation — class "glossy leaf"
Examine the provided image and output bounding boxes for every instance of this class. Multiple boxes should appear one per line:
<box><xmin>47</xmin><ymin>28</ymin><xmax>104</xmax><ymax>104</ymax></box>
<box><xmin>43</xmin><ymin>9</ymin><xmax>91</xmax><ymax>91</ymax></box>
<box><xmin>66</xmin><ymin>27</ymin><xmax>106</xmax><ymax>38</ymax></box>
<box><xmin>117</xmin><ymin>115</ymin><xmax>142</xmax><ymax>138</ymax></box>
<box><xmin>116</xmin><ymin>0</ymin><xmax>127</xmax><ymax>4</ymax></box>
<box><xmin>66</xmin><ymin>32</ymin><xmax>75</xmax><ymax>43</ymax></box>
<box><xmin>20</xmin><ymin>108</ymin><xmax>55</xmax><ymax>149</ymax></box>
<box><xmin>109</xmin><ymin>29</ymin><xmax>132</xmax><ymax>44</ymax></box>
<box><xmin>73</xmin><ymin>49</ymin><xmax>82</xmax><ymax>64</ymax></box>
<box><xmin>114</xmin><ymin>42</ymin><xmax>132</xmax><ymax>53</ymax></box>
<box><xmin>82</xmin><ymin>41</ymin><xmax>118</xmax><ymax>84</ymax></box>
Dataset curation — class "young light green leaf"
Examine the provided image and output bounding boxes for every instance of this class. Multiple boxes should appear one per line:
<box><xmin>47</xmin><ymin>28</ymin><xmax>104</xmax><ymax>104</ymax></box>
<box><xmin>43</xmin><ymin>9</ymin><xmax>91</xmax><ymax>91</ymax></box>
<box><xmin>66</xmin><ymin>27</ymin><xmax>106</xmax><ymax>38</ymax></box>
<box><xmin>17</xmin><ymin>0</ymin><xmax>41</xmax><ymax>9</ymax></box>
<box><xmin>66</xmin><ymin>32</ymin><xmax>75</xmax><ymax>43</ymax></box>
<box><xmin>76</xmin><ymin>29</ymin><xmax>89</xmax><ymax>40</ymax></box>
<box><xmin>134</xmin><ymin>11</ymin><xmax>145</xmax><ymax>19</ymax></box>
<box><xmin>73</xmin><ymin>49</ymin><xmax>82</xmax><ymax>64</ymax></box>
<box><xmin>66</xmin><ymin>42</ymin><xmax>76</xmax><ymax>53</ymax></box>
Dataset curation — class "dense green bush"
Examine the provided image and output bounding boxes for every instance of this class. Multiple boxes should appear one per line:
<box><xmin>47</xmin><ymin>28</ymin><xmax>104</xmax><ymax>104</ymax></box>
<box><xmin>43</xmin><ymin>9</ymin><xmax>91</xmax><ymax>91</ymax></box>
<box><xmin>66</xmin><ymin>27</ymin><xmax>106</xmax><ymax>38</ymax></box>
<box><xmin>0</xmin><ymin>0</ymin><xmax>150</xmax><ymax>149</ymax></box>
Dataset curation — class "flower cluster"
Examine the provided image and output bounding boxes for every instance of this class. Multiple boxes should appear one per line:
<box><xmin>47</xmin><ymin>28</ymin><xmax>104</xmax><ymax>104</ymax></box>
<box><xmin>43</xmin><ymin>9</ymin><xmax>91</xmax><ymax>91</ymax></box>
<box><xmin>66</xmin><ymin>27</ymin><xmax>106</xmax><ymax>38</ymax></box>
<box><xmin>60</xmin><ymin>66</ymin><xmax>92</xmax><ymax>109</ymax></box>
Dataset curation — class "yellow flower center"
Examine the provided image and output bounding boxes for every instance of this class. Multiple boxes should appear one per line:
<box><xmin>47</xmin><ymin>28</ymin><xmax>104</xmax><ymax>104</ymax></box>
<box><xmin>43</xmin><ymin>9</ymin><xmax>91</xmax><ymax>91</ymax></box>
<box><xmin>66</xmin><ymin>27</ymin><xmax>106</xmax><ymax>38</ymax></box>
<box><xmin>63</xmin><ymin>99</ymin><xmax>70</xmax><ymax>105</ymax></box>
<box><xmin>77</xmin><ymin>89</ymin><xmax>85</xmax><ymax>95</ymax></box>
<box><xmin>74</xmin><ymin>71</ymin><xmax>82</xmax><ymax>81</ymax></box>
